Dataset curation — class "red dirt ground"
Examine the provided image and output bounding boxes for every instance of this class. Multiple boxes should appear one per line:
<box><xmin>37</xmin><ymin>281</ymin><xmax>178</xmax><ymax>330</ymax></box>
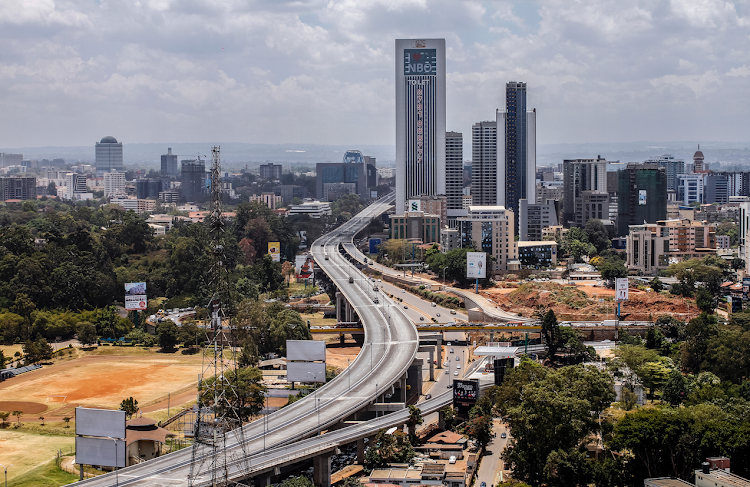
<box><xmin>0</xmin><ymin>401</ymin><xmax>48</xmax><ymax>414</ymax></box>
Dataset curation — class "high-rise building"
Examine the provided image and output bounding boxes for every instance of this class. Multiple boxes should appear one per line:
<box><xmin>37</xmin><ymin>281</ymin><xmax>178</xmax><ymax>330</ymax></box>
<box><xmin>95</xmin><ymin>136</ymin><xmax>123</xmax><ymax>176</ymax></box>
<box><xmin>693</xmin><ymin>145</ymin><xmax>705</xmax><ymax>172</ymax></box>
<box><xmin>395</xmin><ymin>38</ymin><xmax>446</xmax><ymax>214</ymax></box>
<box><xmin>137</xmin><ymin>178</ymin><xmax>164</xmax><ymax>199</ymax></box>
<box><xmin>457</xmin><ymin>206</ymin><xmax>518</xmax><ymax>273</ymax></box>
<box><xmin>563</xmin><ymin>157</ymin><xmax>609</xmax><ymax>226</ymax></box>
<box><xmin>644</xmin><ymin>154</ymin><xmax>684</xmax><ymax>191</ymax></box>
<box><xmin>316</xmin><ymin>151</ymin><xmax>377</xmax><ymax>201</ymax></box>
<box><xmin>445</xmin><ymin>131</ymin><xmax>464</xmax><ymax>220</ymax></box>
<box><xmin>103</xmin><ymin>171</ymin><xmax>126</xmax><ymax>197</ymax></box>
<box><xmin>0</xmin><ymin>177</ymin><xmax>36</xmax><ymax>201</ymax></box>
<box><xmin>519</xmin><ymin>198</ymin><xmax>559</xmax><ymax>241</ymax></box>
<box><xmin>161</xmin><ymin>148</ymin><xmax>178</xmax><ymax>177</ymax></box>
<box><xmin>343</xmin><ymin>150</ymin><xmax>365</xmax><ymax>164</ymax></box>
<box><xmin>0</xmin><ymin>153</ymin><xmax>23</xmax><ymax>167</ymax></box>
<box><xmin>498</xmin><ymin>82</ymin><xmax>536</xmax><ymax>223</ymax></box>
<box><xmin>471</xmin><ymin>121</ymin><xmax>499</xmax><ymax>206</ymax></box>
<box><xmin>259</xmin><ymin>163</ymin><xmax>282</xmax><ymax>180</ymax></box>
<box><xmin>617</xmin><ymin>163</ymin><xmax>667</xmax><ymax>237</ymax></box>
<box><xmin>181</xmin><ymin>159</ymin><xmax>206</xmax><ymax>203</ymax></box>
<box><xmin>677</xmin><ymin>174</ymin><xmax>705</xmax><ymax>205</ymax></box>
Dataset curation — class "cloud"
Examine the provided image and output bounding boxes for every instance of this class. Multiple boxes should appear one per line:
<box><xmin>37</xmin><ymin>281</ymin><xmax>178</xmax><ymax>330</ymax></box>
<box><xmin>0</xmin><ymin>0</ymin><xmax>749</xmax><ymax>147</ymax></box>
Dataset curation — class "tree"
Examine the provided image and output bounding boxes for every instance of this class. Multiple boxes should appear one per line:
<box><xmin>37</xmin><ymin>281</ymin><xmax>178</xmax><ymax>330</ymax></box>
<box><xmin>0</xmin><ymin>411</ymin><xmax>9</xmax><ymax>427</ymax></box>
<box><xmin>540</xmin><ymin>309</ymin><xmax>561</xmax><ymax>359</ymax></box>
<box><xmin>199</xmin><ymin>367</ymin><xmax>266</xmax><ymax>422</ymax></box>
<box><xmin>120</xmin><ymin>397</ymin><xmax>139</xmax><ymax>419</ymax></box>
<box><xmin>13</xmin><ymin>410</ymin><xmax>22</xmax><ymax>425</ymax></box>
<box><xmin>179</xmin><ymin>321</ymin><xmax>201</xmax><ymax>348</ymax></box>
<box><xmin>157</xmin><ymin>319</ymin><xmax>179</xmax><ymax>350</ymax></box>
<box><xmin>681</xmin><ymin>313</ymin><xmax>718</xmax><ymax>374</ymax></box>
<box><xmin>39</xmin><ymin>415</ymin><xmax>45</xmax><ymax>426</ymax></box>
<box><xmin>464</xmin><ymin>414</ymin><xmax>493</xmax><ymax>447</ymax></box>
<box><xmin>63</xmin><ymin>416</ymin><xmax>72</xmax><ymax>427</ymax></box>
<box><xmin>279</xmin><ymin>476</ymin><xmax>313</xmax><ymax>487</ymax></box>
<box><xmin>662</xmin><ymin>369</ymin><xmax>688</xmax><ymax>406</ymax></box>
<box><xmin>281</xmin><ymin>261</ymin><xmax>294</xmax><ymax>284</ymax></box>
<box><xmin>439</xmin><ymin>405</ymin><xmax>457</xmax><ymax>431</ymax></box>
<box><xmin>76</xmin><ymin>321</ymin><xmax>97</xmax><ymax>347</ymax></box>
<box><xmin>599</xmin><ymin>260</ymin><xmax>628</xmax><ymax>283</ymax></box>
<box><xmin>23</xmin><ymin>337</ymin><xmax>53</xmax><ymax>364</ymax></box>
<box><xmin>364</xmin><ymin>429</ymin><xmax>415</xmax><ymax>471</ymax></box>
<box><xmin>650</xmin><ymin>277</ymin><xmax>663</xmax><ymax>292</ymax></box>
<box><xmin>406</xmin><ymin>405</ymin><xmax>423</xmax><ymax>441</ymax></box>
<box><xmin>695</xmin><ymin>286</ymin><xmax>714</xmax><ymax>313</ymax></box>
<box><xmin>584</xmin><ymin>219</ymin><xmax>611</xmax><ymax>254</ymax></box>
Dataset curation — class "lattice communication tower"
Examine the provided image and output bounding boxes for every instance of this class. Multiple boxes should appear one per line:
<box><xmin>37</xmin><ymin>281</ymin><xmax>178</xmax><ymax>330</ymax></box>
<box><xmin>189</xmin><ymin>146</ymin><xmax>251</xmax><ymax>486</ymax></box>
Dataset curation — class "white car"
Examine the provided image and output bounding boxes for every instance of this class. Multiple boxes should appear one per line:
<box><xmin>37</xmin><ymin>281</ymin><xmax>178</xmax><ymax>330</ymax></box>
<box><xmin>449</xmin><ymin>348</ymin><xmax>454</xmax><ymax>353</ymax></box>
<box><xmin>456</xmin><ymin>356</ymin><xmax>460</xmax><ymax>361</ymax></box>
<box><xmin>456</xmin><ymin>364</ymin><xmax>461</xmax><ymax>369</ymax></box>
<box><xmin>454</xmin><ymin>371</ymin><xmax>459</xmax><ymax>376</ymax></box>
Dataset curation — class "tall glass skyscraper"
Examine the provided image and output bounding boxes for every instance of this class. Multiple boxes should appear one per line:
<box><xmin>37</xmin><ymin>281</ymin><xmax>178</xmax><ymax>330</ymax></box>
<box><xmin>498</xmin><ymin>82</ymin><xmax>536</xmax><ymax>226</ymax></box>
<box><xmin>95</xmin><ymin>136</ymin><xmax>123</xmax><ymax>176</ymax></box>
<box><xmin>395</xmin><ymin>39</ymin><xmax>446</xmax><ymax>214</ymax></box>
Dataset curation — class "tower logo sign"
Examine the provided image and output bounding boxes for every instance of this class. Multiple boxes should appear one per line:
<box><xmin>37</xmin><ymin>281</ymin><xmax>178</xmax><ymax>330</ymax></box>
<box><xmin>403</xmin><ymin>49</ymin><xmax>437</xmax><ymax>75</ymax></box>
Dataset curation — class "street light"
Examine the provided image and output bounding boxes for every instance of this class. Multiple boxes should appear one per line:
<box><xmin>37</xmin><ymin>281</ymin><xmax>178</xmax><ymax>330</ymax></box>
<box><xmin>0</xmin><ymin>463</ymin><xmax>11</xmax><ymax>487</ymax></box>
<box><xmin>106</xmin><ymin>437</ymin><xmax>119</xmax><ymax>486</ymax></box>
<box><xmin>306</xmin><ymin>371</ymin><xmax>321</xmax><ymax>435</ymax></box>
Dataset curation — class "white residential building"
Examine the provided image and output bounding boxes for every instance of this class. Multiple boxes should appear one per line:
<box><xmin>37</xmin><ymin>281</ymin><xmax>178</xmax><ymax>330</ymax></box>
<box><xmin>103</xmin><ymin>172</ymin><xmax>126</xmax><ymax>197</ymax></box>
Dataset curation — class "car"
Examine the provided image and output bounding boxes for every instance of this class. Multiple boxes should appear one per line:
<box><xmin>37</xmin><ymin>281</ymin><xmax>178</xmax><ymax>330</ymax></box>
<box><xmin>449</xmin><ymin>348</ymin><xmax>454</xmax><ymax>353</ymax></box>
<box><xmin>454</xmin><ymin>371</ymin><xmax>459</xmax><ymax>376</ymax></box>
<box><xmin>501</xmin><ymin>433</ymin><xmax>507</xmax><ymax>439</ymax></box>
<box><xmin>481</xmin><ymin>483</ymin><xmax>486</xmax><ymax>487</ymax></box>
<box><xmin>431</xmin><ymin>302</ymin><xmax>436</xmax><ymax>307</ymax></box>
<box><xmin>443</xmin><ymin>361</ymin><xmax>449</xmax><ymax>367</ymax></box>
<box><xmin>404</xmin><ymin>305</ymin><xmax>408</xmax><ymax>309</ymax></box>
<box><xmin>402</xmin><ymin>289</ymin><xmax>406</xmax><ymax>293</ymax></box>
<box><xmin>419</xmin><ymin>317</ymin><xmax>424</xmax><ymax>321</ymax></box>
<box><xmin>450</xmin><ymin>310</ymin><xmax>457</xmax><ymax>315</ymax></box>
<box><xmin>456</xmin><ymin>356</ymin><xmax>460</xmax><ymax>361</ymax></box>
<box><xmin>320</xmin><ymin>243</ymin><xmax>325</xmax><ymax>247</ymax></box>
<box><xmin>456</xmin><ymin>364</ymin><xmax>461</xmax><ymax>369</ymax></box>
<box><xmin>445</xmin><ymin>369</ymin><xmax>449</xmax><ymax>375</ymax></box>
<box><xmin>436</xmin><ymin>313</ymin><xmax>440</xmax><ymax>317</ymax></box>
<box><xmin>425</xmin><ymin>394</ymin><xmax>432</xmax><ymax>400</ymax></box>
<box><xmin>447</xmin><ymin>383</ymin><xmax>453</xmax><ymax>388</ymax></box>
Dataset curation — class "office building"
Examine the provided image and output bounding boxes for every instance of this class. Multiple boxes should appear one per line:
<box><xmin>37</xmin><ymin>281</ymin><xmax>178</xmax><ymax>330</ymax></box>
<box><xmin>617</xmin><ymin>163</ymin><xmax>667</xmax><ymax>237</ymax></box>
<box><xmin>395</xmin><ymin>38</ymin><xmax>446</xmax><ymax>214</ymax></box>
<box><xmin>457</xmin><ymin>206</ymin><xmax>518</xmax><ymax>273</ymax></box>
<box><xmin>103</xmin><ymin>172</ymin><xmax>126</xmax><ymax>197</ymax></box>
<box><xmin>471</xmin><ymin>120</ymin><xmax>499</xmax><ymax>206</ymax></box>
<box><xmin>498</xmin><ymin>82</ymin><xmax>536</xmax><ymax>222</ymax></box>
<box><xmin>180</xmin><ymin>159</ymin><xmax>206</xmax><ymax>203</ymax></box>
<box><xmin>275</xmin><ymin>184</ymin><xmax>307</xmax><ymax>203</ymax></box>
<box><xmin>518</xmin><ymin>241</ymin><xmax>558</xmax><ymax>268</ymax></box>
<box><xmin>342</xmin><ymin>150</ymin><xmax>364</xmax><ymax>164</ymax></box>
<box><xmin>64</xmin><ymin>173</ymin><xmax>91</xmax><ymax>200</ymax></box>
<box><xmin>249</xmin><ymin>193</ymin><xmax>283</xmax><ymax>209</ymax></box>
<box><xmin>259</xmin><ymin>163</ymin><xmax>283</xmax><ymax>180</ymax></box>
<box><xmin>704</xmin><ymin>173</ymin><xmax>730</xmax><ymax>204</ymax></box>
<box><xmin>535</xmin><ymin>182</ymin><xmax>564</xmax><ymax>203</ymax></box>
<box><xmin>389</xmin><ymin>211</ymin><xmax>441</xmax><ymax>244</ymax></box>
<box><xmin>677</xmin><ymin>174</ymin><xmax>705</xmax><ymax>205</ymax></box>
<box><xmin>644</xmin><ymin>154</ymin><xmax>684</xmax><ymax>191</ymax></box>
<box><xmin>445</xmin><ymin>131</ymin><xmax>464</xmax><ymax>218</ymax></box>
<box><xmin>416</xmin><ymin>195</ymin><xmax>448</xmax><ymax>226</ymax></box>
<box><xmin>316</xmin><ymin>153</ymin><xmax>376</xmax><ymax>201</ymax></box>
<box><xmin>322</xmin><ymin>182</ymin><xmax>356</xmax><ymax>201</ymax></box>
<box><xmin>288</xmin><ymin>200</ymin><xmax>332</xmax><ymax>218</ymax></box>
<box><xmin>0</xmin><ymin>177</ymin><xmax>36</xmax><ymax>201</ymax></box>
<box><xmin>563</xmin><ymin>157</ymin><xmax>609</xmax><ymax>227</ymax></box>
<box><xmin>137</xmin><ymin>178</ymin><xmax>164</xmax><ymax>199</ymax></box>
<box><xmin>159</xmin><ymin>191</ymin><xmax>180</xmax><ymax>203</ymax></box>
<box><xmin>95</xmin><ymin>136</ymin><xmax>123</xmax><ymax>176</ymax></box>
<box><xmin>161</xmin><ymin>148</ymin><xmax>178</xmax><ymax>177</ymax></box>
<box><xmin>693</xmin><ymin>145</ymin><xmax>705</xmax><ymax>172</ymax></box>
<box><xmin>519</xmin><ymin>198</ymin><xmax>559</xmax><ymax>241</ymax></box>
<box><xmin>0</xmin><ymin>153</ymin><xmax>23</xmax><ymax>167</ymax></box>
<box><xmin>626</xmin><ymin>219</ymin><xmax>715</xmax><ymax>275</ymax></box>
<box><xmin>440</xmin><ymin>227</ymin><xmax>460</xmax><ymax>253</ymax></box>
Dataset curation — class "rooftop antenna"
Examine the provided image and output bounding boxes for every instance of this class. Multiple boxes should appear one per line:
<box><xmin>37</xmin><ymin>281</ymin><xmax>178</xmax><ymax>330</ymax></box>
<box><xmin>189</xmin><ymin>146</ymin><xmax>250</xmax><ymax>486</ymax></box>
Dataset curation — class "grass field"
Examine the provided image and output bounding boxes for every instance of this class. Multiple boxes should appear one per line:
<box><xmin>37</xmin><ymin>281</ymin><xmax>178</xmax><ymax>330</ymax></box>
<box><xmin>0</xmin><ymin>430</ymin><xmax>75</xmax><ymax>483</ymax></box>
<box><xmin>7</xmin><ymin>458</ymin><xmax>80</xmax><ymax>487</ymax></box>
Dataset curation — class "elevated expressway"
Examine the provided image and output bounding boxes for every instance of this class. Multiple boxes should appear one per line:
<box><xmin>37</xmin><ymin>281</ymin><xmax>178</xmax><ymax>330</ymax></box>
<box><xmin>74</xmin><ymin>193</ymin><xmax>423</xmax><ymax>487</ymax></box>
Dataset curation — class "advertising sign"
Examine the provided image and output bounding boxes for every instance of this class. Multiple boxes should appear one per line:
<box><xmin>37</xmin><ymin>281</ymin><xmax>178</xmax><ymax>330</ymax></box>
<box><xmin>371</xmin><ymin>191</ymin><xmax>378</xmax><ymax>199</ymax></box>
<box><xmin>125</xmin><ymin>282</ymin><xmax>146</xmax><ymax>295</ymax></box>
<box><xmin>369</xmin><ymin>238</ymin><xmax>382</xmax><ymax>254</ymax></box>
<box><xmin>298</xmin><ymin>231</ymin><xmax>307</xmax><ymax>248</ymax></box>
<box><xmin>76</xmin><ymin>407</ymin><xmax>126</xmax><ymax>439</ymax></box>
<box><xmin>742</xmin><ymin>277</ymin><xmax>750</xmax><ymax>300</ymax></box>
<box><xmin>124</xmin><ymin>282</ymin><xmax>147</xmax><ymax>310</ymax></box>
<box><xmin>638</xmin><ymin>190</ymin><xmax>647</xmax><ymax>205</ymax></box>
<box><xmin>453</xmin><ymin>379</ymin><xmax>479</xmax><ymax>415</ymax></box>
<box><xmin>295</xmin><ymin>255</ymin><xmax>314</xmax><ymax>280</ymax></box>
<box><xmin>268</xmin><ymin>242</ymin><xmax>281</xmax><ymax>262</ymax></box>
<box><xmin>403</xmin><ymin>48</ymin><xmax>437</xmax><ymax>75</ymax></box>
<box><xmin>616</xmin><ymin>278</ymin><xmax>629</xmax><ymax>301</ymax></box>
<box><xmin>408</xmin><ymin>199</ymin><xmax>421</xmax><ymax>212</ymax></box>
<box><xmin>287</xmin><ymin>361</ymin><xmax>326</xmax><ymax>383</ymax></box>
<box><xmin>287</xmin><ymin>340</ymin><xmax>326</xmax><ymax>362</ymax></box>
<box><xmin>76</xmin><ymin>437</ymin><xmax>126</xmax><ymax>468</ymax></box>
<box><xmin>466</xmin><ymin>252</ymin><xmax>487</xmax><ymax>279</ymax></box>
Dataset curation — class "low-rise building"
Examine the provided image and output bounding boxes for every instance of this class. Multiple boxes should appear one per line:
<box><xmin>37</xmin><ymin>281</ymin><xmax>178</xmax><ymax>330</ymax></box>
<box><xmin>695</xmin><ymin>460</ymin><xmax>749</xmax><ymax>487</ymax></box>
<box><xmin>716</xmin><ymin>235</ymin><xmax>731</xmax><ymax>249</ymax></box>
<box><xmin>626</xmin><ymin>219</ymin><xmax>717</xmax><ymax>275</ymax></box>
<box><xmin>389</xmin><ymin>211</ymin><xmax>441</xmax><ymax>244</ymax></box>
<box><xmin>249</xmin><ymin>193</ymin><xmax>283</xmax><ymax>209</ymax></box>
<box><xmin>288</xmin><ymin>200</ymin><xmax>331</xmax><ymax>218</ymax></box>
<box><xmin>517</xmin><ymin>241</ymin><xmax>558</xmax><ymax>268</ymax></box>
<box><xmin>440</xmin><ymin>227</ymin><xmax>460</xmax><ymax>253</ymax></box>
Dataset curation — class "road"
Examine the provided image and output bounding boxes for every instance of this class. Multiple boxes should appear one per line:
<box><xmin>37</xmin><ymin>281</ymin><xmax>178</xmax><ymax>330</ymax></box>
<box><xmin>474</xmin><ymin>419</ymin><xmax>511</xmax><ymax>487</ymax></box>
<box><xmin>73</xmin><ymin>193</ymin><xmax>422</xmax><ymax>487</ymax></box>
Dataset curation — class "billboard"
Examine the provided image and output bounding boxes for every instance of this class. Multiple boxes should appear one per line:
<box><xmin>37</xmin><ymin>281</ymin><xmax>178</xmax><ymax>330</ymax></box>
<box><xmin>76</xmin><ymin>437</ymin><xmax>126</xmax><ymax>468</ymax></box>
<box><xmin>287</xmin><ymin>361</ymin><xmax>326</xmax><ymax>383</ymax></box>
<box><xmin>295</xmin><ymin>255</ymin><xmax>314</xmax><ymax>280</ymax></box>
<box><xmin>298</xmin><ymin>231</ymin><xmax>307</xmax><ymax>248</ymax></box>
<box><xmin>369</xmin><ymin>238</ymin><xmax>382</xmax><ymax>254</ymax></box>
<box><xmin>403</xmin><ymin>48</ymin><xmax>437</xmax><ymax>75</ymax></box>
<box><xmin>466</xmin><ymin>252</ymin><xmax>486</xmax><ymax>279</ymax></box>
<box><xmin>638</xmin><ymin>190</ymin><xmax>647</xmax><ymax>205</ymax></box>
<box><xmin>408</xmin><ymin>199</ymin><xmax>421</xmax><ymax>212</ymax></box>
<box><xmin>268</xmin><ymin>242</ymin><xmax>281</xmax><ymax>262</ymax></box>
<box><xmin>125</xmin><ymin>282</ymin><xmax>146</xmax><ymax>295</ymax></box>
<box><xmin>125</xmin><ymin>282</ymin><xmax>147</xmax><ymax>310</ymax></box>
<box><xmin>75</xmin><ymin>407</ymin><xmax>126</xmax><ymax>439</ymax></box>
<box><xmin>287</xmin><ymin>340</ymin><xmax>326</xmax><ymax>362</ymax></box>
<box><xmin>452</xmin><ymin>379</ymin><xmax>479</xmax><ymax>415</ymax></box>
<box><xmin>616</xmin><ymin>278</ymin><xmax>629</xmax><ymax>301</ymax></box>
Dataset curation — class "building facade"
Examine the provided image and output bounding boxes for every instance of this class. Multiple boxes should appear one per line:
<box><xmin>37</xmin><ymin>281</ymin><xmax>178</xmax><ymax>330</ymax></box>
<box><xmin>0</xmin><ymin>177</ymin><xmax>36</xmax><ymax>201</ymax></box>
<box><xmin>259</xmin><ymin>163</ymin><xmax>282</xmax><ymax>180</ymax></box>
<box><xmin>161</xmin><ymin>148</ymin><xmax>178</xmax><ymax>177</ymax></box>
<box><xmin>471</xmin><ymin>120</ymin><xmax>499</xmax><ymax>206</ymax></box>
<box><xmin>288</xmin><ymin>200</ymin><xmax>332</xmax><ymax>218</ymax></box>
<box><xmin>644</xmin><ymin>154</ymin><xmax>684</xmax><ymax>191</ymax></box>
<box><xmin>519</xmin><ymin>198</ymin><xmax>559</xmax><ymax>241</ymax></box>
<box><xmin>395</xmin><ymin>38</ymin><xmax>446</xmax><ymax>214</ymax></box>
<box><xmin>249</xmin><ymin>193</ymin><xmax>283</xmax><ymax>209</ymax></box>
<box><xmin>316</xmin><ymin>157</ymin><xmax>375</xmax><ymax>201</ymax></box>
<box><xmin>626</xmin><ymin>219</ymin><xmax>716</xmax><ymax>275</ymax></box>
<box><xmin>617</xmin><ymin>163</ymin><xmax>667</xmax><ymax>237</ymax></box>
<box><xmin>389</xmin><ymin>211</ymin><xmax>441</xmax><ymax>243</ymax></box>
<box><xmin>677</xmin><ymin>174</ymin><xmax>705</xmax><ymax>205</ymax></box>
<box><xmin>180</xmin><ymin>159</ymin><xmax>206</xmax><ymax>203</ymax></box>
<box><xmin>95</xmin><ymin>136</ymin><xmax>123</xmax><ymax>176</ymax></box>
<box><xmin>103</xmin><ymin>172</ymin><xmax>126</xmax><ymax>197</ymax></box>
<box><xmin>457</xmin><ymin>206</ymin><xmax>518</xmax><ymax>273</ymax></box>
<box><xmin>445</xmin><ymin>131</ymin><xmax>464</xmax><ymax>220</ymax></box>
<box><xmin>563</xmin><ymin>157</ymin><xmax>608</xmax><ymax>226</ymax></box>
<box><xmin>518</xmin><ymin>241</ymin><xmax>558</xmax><ymax>268</ymax></box>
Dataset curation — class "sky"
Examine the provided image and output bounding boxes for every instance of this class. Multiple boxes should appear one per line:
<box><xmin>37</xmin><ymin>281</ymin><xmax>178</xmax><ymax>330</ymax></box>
<box><xmin>1</xmin><ymin>0</ymin><xmax>749</xmax><ymax>149</ymax></box>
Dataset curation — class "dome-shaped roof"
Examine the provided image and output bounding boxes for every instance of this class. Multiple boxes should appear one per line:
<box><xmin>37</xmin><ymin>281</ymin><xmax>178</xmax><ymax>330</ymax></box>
<box><xmin>694</xmin><ymin>150</ymin><xmax>704</xmax><ymax>158</ymax></box>
<box><xmin>100</xmin><ymin>136</ymin><xmax>118</xmax><ymax>144</ymax></box>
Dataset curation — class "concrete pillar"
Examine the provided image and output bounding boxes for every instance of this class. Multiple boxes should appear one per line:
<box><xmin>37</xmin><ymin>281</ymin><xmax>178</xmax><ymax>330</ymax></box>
<box><xmin>336</xmin><ymin>292</ymin><xmax>342</xmax><ymax>323</ymax></box>
<box><xmin>490</xmin><ymin>331</ymin><xmax>494</xmax><ymax>343</ymax></box>
<box><xmin>436</xmin><ymin>337</ymin><xmax>443</xmax><ymax>368</ymax></box>
<box><xmin>340</xmin><ymin>333</ymin><xmax>345</xmax><ymax>345</ymax></box>
<box><xmin>400</xmin><ymin>375</ymin><xmax>407</xmax><ymax>402</ymax></box>
<box><xmin>313</xmin><ymin>452</ymin><xmax>332</xmax><ymax>487</ymax></box>
<box><xmin>357</xmin><ymin>438</ymin><xmax>366</xmax><ymax>464</ymax></box>
<box><xmin>256</xmin><ymin>473</ymin><xmax>272</xmax><ymax>487</ymax></box>
<box><xmin>428</xmin><ymin>348</ymin><xmax>434</xmax><ymax>381</ymax></box>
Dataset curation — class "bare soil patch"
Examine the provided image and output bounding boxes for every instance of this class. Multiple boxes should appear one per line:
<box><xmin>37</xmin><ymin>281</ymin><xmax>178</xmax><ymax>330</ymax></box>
<box><xmin>0</xmin><ymin>401</ymin><xmax>48</xmax><ymax>414</ymax></box>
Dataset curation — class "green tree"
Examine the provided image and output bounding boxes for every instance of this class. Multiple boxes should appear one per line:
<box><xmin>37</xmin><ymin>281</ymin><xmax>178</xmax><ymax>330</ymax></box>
<box><xmin>364</xmin><ymin>429</ymin><xmax>415</xmax><ymax>471</ymax></box>
<box><xmin>13</xmin><ymin>410</ymin><xmax>22</xmax><ymax>425</ymax></box>
<box><xmin>199</xmin><ymin>367</ymin><xmax>266</xmax><ymax>422</ymax></box>
<box><xmin>179</xmin><ymin>321</ymin><xmax>202</xmax><ymax>348</ymax></box>
<box><xmin>464</xmin><ymin>414</ymin><xmax>493</xmax><ymax>447</ymax></box>
<box><xmin>157</xmin><ymin>319</ymin><xmax>179</xmax><ymax>350</ymax></box>
<box><xmin>76</xmin><ymin>321</ymin><xmax>97</xmax><ymax>347</ymax></box>
<box><xmin>120</xmin><ymin>397</ymin><xmax>139</xmax><ymax>418</ymax></box>
<box><xmin>695</xmin><ymin>286</ymin><xmax>714</xmax><ymax>313</ymax></box>
<box><xmin>681</xmin><ymin>313</ymin><xmax>718</xmax><ymax>374</ymax></box>
<box><xmin>649</xmin><ymin>277</ymin><xmax>663</xmax><ymax>292</ymax></box>
<box><xmin>599</xmin><ymin>260</ymin><xmax>628</xmax><ymax>283</ymax></box>
<box><xmin>662</xmin><ymin>369</ymin><xmax>688</xmax><ymax>406</ymax></box>
<box><xmin>0</xmin><ymin>411</ymin><xmax>9</xmax><ymax>427</ymax></box>
<box><xmin>584</xmin><ymin>219</ymin><xmax>611</xmax><ymax>254</ymax></box>
<box><xmin>23</xmin><ymin>337</ymin><xmax>53</xmax><ymax>363</ymax></box>
<box><xmin>279</xmin><ymin>476</ymin><xmax>313</xmax><ymax>487</ymax></box>
<box><xmin>406</xmin><ymin>405</ymin><xmax>423</xmax><ymax>442</ymax></box>
<box><xmin>540</xmin><ymin>309</ymin><xmax>561</xmax><ymax>359</ymax></box>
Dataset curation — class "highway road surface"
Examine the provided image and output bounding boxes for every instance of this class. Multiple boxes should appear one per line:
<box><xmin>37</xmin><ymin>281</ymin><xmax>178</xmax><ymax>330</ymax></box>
<box><xmin>73</xmin><ymin>193</ymin><xmax>421</xmax><ymax>487</ymax></box>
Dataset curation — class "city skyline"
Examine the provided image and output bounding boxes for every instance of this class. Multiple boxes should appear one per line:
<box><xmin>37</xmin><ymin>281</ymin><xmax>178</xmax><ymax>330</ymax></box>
<box><xmin>1</xmin><ymin>1</ymin><xmax>749</xmax><ymax>149</ymax></box>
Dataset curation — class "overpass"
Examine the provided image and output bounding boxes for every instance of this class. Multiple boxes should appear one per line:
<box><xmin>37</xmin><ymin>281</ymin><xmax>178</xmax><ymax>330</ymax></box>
<box><xmin>73</xmin><ymin>193</ymin><xmax>425</xmax><ymax>487</ymax></box>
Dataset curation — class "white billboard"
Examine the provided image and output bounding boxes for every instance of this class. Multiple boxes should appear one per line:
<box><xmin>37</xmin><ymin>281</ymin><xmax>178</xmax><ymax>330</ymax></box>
<box><xmin>75</xmin><ymin>407</ymin><xmax>126</xmax><ymax>439</ymax></box>
<box><xmin>287</xmin><ymin>361</ymin><xmax>326</xmax><ymax>383</ymax></box>
<box><xmin>287</xmin><ymin>340</ymin><xmax>326</xmax><ymax>362</ymax></box>
<box><xmin>125</xmin><ymin>295</ymin><xmax>147</xmax><ymax>311</ymax></box>
<box><xmin>638</xmin><ymin>190</ymin><xmax>647</xmax><ymax>206</ymax></box>
<box><xmin>616</xmin><ymin>278</ymin><xmax>629</xmax><ymax>301</ymax></box>
<box><xmin>466</xmin><ymin>252</ymin><xmax>486</xmax><ymax>279</ymax></box>
<box><xmin>295</xmin><ymin>255</ymin><xmax>314</xmax><ymax>280</ymax></box>
<box><xmin>76</xmin><ymin>436</ymin><xmax>126</xmax><ymax>468</ymax></box>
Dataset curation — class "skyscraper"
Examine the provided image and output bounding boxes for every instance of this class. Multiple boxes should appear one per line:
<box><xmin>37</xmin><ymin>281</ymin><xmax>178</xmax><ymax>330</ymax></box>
<box><xmin>563</xmin><ymin>157</ymin><xmax>609</xmax><ymax>226</ymax></box>
<box><xmin>161</xmin><ymin>148</ymin><xmax>178</xmax><ymax>177</ymax></box>
<box><xmin>617</xmin><ymin>163</ymin><xmax>667</xmax><ymax>237</ymax></box>
<box><xmin>498</xmin><ymin>82</ymin><xmax>536</xmax><ymax>223</ymax></box>
<box><xmin>95</xmin><ymin>136</ymin><xmax>123</xmax><ymax>176</ymax></box>
<box><xmin>395</xmin><ymin>38</ymin><xmax>446</xmax><ymax>214</ymax></box>
<box><xmin>445</xmin><ymin>131</ymin><xmax>464</xmax><ymax>222</ymax></box>
<box><xmin>644</xmin><ymin>154</ymin><xmax>684</xmax><ymax>191</ymax></box>
<box><xmin>181</xmin><ymin>159</ymin><xmax>206</xmax><ymax>203</ymax></box>
<box><xmin>471</xmin><ymin>121</ymin><xmax>499</xmax><ymax>206</ymax></box>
